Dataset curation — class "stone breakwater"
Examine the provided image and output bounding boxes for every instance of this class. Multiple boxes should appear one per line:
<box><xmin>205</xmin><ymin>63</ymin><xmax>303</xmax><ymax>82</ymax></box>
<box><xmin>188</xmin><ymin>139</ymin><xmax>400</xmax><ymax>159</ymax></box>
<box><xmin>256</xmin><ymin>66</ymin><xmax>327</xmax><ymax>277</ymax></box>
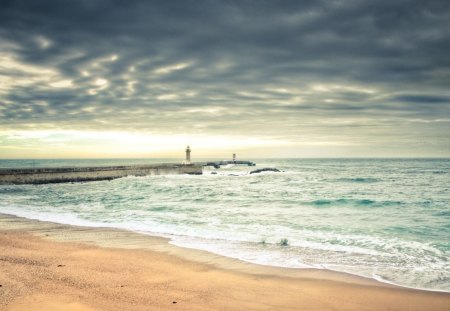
<box><xmin>0</xmin><ymin>164</ymin><xmax>202</xmax><ymax>184</ymax></box>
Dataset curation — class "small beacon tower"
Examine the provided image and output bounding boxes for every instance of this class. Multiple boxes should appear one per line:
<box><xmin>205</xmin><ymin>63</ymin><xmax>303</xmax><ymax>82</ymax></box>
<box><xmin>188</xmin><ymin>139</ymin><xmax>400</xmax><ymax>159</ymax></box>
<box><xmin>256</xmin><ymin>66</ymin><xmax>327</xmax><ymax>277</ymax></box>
<box><xmin>233</xmin><ymin>153</ymin><xmax>236</xmax><ymax>162</ymax></box>
<box><xmin>184</xmin><ymin>145</ymin><xmax>191</xmax><ymax>164</ymax></box>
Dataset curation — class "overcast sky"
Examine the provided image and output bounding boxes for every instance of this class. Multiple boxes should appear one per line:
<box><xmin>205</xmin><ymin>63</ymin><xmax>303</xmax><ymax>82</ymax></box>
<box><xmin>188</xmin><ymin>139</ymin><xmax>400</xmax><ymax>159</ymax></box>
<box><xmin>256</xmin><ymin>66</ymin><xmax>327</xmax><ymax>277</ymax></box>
<box><xmin>0</xmin><ymin>0</ymin><xmax>449</xmax><ymax>158</ymax></box>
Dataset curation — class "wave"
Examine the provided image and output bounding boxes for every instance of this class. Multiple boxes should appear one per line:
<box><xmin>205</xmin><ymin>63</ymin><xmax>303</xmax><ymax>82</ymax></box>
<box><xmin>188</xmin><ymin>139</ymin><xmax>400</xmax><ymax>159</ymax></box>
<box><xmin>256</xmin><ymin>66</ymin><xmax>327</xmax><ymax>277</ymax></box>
<box><xmin>336</xmin><ymin>177</ymin><xmax>380</xmax><ymax>183</ymax></box>
<box><xmin>146</xmin><ymin>206</ymin><xmax>170</xmax><ymax>212</ymax></box>
<box><xmin>0</xmin><ymin>186</ymin><xmax>28</xmax><ymax>194</ymax></box>
<box><xmin>432</xmin><ymin>171</ymin><xmax>448</xmax><ymax>174</ymax></box>
<box><xmin>372</xmin><ymin>273</ymin><xmax>450</xmax><ymax>293</ymax></box>
<box><xmin>310</xmin><ymin>198</ymin><xmax>402</xmax><ymax>208</ymax></box>
<box><xmin>433</xmin><ymin>211</ymin><xmax>450</xmax><ymax>217</ymax></box>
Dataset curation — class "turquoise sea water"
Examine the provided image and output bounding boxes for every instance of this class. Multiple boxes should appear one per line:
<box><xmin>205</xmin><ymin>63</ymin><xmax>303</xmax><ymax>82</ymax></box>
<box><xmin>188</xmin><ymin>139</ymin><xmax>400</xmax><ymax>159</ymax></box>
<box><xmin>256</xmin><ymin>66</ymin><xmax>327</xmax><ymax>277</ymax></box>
<box><xmin>1</xmin><ymin>158</ymin><xmax>449</xmax><ymax>291</ymax></box>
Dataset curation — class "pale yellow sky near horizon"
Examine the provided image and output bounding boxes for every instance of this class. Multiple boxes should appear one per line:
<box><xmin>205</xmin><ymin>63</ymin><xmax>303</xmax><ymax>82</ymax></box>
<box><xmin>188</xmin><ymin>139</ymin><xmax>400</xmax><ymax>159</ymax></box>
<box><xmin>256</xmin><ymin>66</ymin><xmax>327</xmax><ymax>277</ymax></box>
<box><xmin>1</xmin><ymin>129</ymin><xmax>447</xmax><ymax>159</ymax></box>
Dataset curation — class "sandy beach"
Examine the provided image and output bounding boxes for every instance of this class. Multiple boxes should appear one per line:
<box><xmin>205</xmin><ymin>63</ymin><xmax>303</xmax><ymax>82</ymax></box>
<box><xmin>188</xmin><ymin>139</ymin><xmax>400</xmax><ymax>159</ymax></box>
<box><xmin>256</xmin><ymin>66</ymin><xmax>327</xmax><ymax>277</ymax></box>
<box><xmin>0</xmin><ymin>214</ymin><xmax>448</xmax><ymax>311</ymax></box>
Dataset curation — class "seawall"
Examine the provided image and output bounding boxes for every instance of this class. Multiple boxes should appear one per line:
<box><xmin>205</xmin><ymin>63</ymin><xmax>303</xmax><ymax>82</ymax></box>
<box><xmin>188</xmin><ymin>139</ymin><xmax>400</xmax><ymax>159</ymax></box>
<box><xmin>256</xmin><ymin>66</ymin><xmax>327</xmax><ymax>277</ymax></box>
<box><xmin>0</xmin><ymin>163</ymin><xmax>202</xmax><ymax>185</ymax></box>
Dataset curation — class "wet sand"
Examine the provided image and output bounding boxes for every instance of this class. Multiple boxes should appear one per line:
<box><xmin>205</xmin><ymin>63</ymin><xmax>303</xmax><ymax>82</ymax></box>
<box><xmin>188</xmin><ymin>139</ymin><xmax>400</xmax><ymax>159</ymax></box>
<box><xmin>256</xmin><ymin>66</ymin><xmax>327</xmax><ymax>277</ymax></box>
<box><xmin>0</xmin><ymin>214</ymin><xmax>449</xmax><ymax>311</ymax></box>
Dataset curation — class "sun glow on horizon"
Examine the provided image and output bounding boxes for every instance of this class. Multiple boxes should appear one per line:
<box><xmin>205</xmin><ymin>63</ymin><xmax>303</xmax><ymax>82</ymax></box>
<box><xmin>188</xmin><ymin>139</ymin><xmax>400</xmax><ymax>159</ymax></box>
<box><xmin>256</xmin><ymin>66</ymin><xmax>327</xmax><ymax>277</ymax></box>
<box><xmin>0</xmin><ymin>130</ymin><xmax>295</xmax><ymax>158</ymax></box>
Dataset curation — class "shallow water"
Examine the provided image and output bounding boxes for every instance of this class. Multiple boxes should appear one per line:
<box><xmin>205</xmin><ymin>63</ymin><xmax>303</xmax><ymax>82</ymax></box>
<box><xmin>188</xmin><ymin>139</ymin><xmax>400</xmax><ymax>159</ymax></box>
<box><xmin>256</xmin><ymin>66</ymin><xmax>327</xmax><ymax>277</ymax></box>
<box><xmin>1</xmin><ymin>158</ymin><xmax>449</xmax><ymax>291</ymax></box>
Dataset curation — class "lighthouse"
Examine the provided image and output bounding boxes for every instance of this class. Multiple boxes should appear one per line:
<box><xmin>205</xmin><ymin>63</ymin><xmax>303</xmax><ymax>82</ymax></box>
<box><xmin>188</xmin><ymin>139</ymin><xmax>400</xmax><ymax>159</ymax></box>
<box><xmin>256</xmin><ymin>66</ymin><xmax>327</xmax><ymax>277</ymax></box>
<box><xmin>185</xmin><ymin>145</ymin><xmax>191</xmax><ymax>164</ymax></box>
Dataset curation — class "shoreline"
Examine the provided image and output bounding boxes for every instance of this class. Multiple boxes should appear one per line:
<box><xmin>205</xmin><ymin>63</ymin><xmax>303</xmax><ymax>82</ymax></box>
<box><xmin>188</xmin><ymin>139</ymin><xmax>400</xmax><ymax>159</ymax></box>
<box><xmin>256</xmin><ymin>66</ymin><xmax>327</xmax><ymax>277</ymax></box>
<box><xmin>0</xmin><ymin>212</ymin><xmax>448</xmax><ymax>293</ymax></box>
<box><xmin>1</xmin><ymin>213</ymin><xmax>450</xmax><ymax>310</ymax></box>
<box><xmin>0</xmin><ymin>213</ymin><xmax>384</xmax><ymax>285</ymax></box>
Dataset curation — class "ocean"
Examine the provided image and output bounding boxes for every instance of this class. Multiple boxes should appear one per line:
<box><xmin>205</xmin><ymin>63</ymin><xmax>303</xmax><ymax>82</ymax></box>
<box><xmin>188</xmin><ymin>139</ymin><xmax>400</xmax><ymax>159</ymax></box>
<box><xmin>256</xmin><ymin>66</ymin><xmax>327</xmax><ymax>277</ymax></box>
<box><xmin>0</xmin><ymin>158</ymin><xmax>449</xmax><ymax>291</ymax></box>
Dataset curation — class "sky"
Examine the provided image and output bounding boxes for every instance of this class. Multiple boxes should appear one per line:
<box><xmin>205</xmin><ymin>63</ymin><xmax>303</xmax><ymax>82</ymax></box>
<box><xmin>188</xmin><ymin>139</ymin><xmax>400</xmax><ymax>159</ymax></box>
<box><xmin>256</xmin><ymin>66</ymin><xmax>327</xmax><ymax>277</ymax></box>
<box><xmin>0</xmin><ymin>0</ymin><xmax>449</xmax><ymax>159</ymax></box>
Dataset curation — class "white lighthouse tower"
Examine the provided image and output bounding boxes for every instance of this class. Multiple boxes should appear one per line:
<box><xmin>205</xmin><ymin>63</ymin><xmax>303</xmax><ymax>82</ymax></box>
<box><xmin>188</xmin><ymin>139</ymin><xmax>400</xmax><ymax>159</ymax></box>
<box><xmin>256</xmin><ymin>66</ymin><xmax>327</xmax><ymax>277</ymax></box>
<box><xmin>184</xmin><ymin>145</ymin><xmax>191</xmax><ymax>164</ymax></box>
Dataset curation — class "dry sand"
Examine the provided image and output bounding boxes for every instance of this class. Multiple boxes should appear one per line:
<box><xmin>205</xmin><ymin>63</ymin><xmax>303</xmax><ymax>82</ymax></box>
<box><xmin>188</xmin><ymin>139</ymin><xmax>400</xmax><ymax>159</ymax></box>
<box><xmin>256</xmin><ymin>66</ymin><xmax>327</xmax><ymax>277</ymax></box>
<box><xmin>0</xmin><ymin>215</ymin><xmax>449</xmax><ymax>311</ymax></box>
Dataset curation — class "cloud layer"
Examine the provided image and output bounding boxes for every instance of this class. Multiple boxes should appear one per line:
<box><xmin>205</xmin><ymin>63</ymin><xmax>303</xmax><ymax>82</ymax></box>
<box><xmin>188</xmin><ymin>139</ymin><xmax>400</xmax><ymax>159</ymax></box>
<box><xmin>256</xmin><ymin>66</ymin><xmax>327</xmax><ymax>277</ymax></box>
<box><xmin>0</xmin><ymin>0</ymin><xmax>449</xmax><ymax>157</ymax></box>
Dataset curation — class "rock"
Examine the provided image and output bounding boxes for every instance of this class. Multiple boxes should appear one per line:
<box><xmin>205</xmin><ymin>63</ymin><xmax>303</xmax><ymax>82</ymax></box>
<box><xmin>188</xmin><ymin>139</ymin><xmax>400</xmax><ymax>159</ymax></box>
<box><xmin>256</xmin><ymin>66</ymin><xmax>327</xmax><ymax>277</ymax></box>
<box><xmin>211</xmin><ymin>172</ymin><xmax>217</xmax><ymax>175</ymax></box>
<box><xmin>249</xmin><ymin>168</ymin><xmax>281</xmax><ymax>174</ymax></box>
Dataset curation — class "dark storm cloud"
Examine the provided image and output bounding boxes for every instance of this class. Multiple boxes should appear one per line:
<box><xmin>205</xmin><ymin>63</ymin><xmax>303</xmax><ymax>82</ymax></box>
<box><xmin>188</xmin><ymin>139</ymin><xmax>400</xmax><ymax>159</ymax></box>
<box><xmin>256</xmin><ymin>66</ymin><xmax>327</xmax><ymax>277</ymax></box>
<box><xmin>392</xmin><ymin>95</ymin><xmax>450</xmax><ymax>104</ymax></box>
<box><xmin>0</xmin><ymin>0</ymin><xmax>449</xmax><ymax>151</ymax></box>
